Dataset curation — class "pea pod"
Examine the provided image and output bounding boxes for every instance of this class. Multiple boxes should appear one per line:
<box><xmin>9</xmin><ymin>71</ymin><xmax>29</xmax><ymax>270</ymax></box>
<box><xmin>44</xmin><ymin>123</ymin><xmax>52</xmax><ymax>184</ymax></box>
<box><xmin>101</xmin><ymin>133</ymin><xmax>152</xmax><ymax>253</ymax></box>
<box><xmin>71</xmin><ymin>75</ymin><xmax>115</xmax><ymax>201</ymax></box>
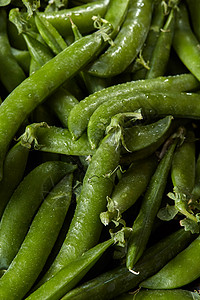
<box><xmin>0</xmin><ymin>9</ymin><xmax>26</xmax><ymax>92</ymax></box>
<box><xmin>145</xmin><ymin>8</ymin><xmax>175</xmax><ymax>79</ymax></box>
<box><xmin>126</xmin><ymin>141</ymin><xmax>177</xmax><ymax>269</ymax></box>
<box><xmin>173</xmin><ymin>3</ymin><xmax>200</xmax><ymax>81</ymax></box>
<box><xmin>37</xmin><ymin>127</ymin><xmax>121</xmax><ymax>286</ymax></box>
<box><xmin>0</xmin><ymin>161</ymin><xmax>76</xmax><ymax>270</ymax></box>
<box><xmin>19</xmin><ymin>122</ymin><xmax>94</xmax><ymax>156</ymax></box>
<box><xmin>0</xmin><ymin>23</ymin><xmax>111</xmax><ymax>181</ymax></box>
<box><xmin>61</xmin><ymin>228</ymin><xmax>194</xmax><ymax>300</ymax></box>
<box><xmin>0</xmin><ymin>174</ymin><xmax>74</xmax><ymax>300</ymax></box>
<box><xmin>140</xmin><ymin>234</ymin><xmax>200</xmax><ymax>289</ymax></box>
<box><xmin>0</xmin><ymin>142</ymin><xmax>29</xmax><ymax>219</ymax></box>
<box><xmin>68</xmin><ymin>73</ymin><xmax>200</xmax><ymax>140</ymax></box>
<box><xmin>88</xmin><ymin>0</ymin><xmax>153</xmax><ymax>77</ymax></box>
<box><xmin>26</xmin><ymin>239</ymin><xmax>114</xmax><ymax>300</ymax></box>
<box><xmin>87</xmin><ymin>91</ymin><xmax>200</xmax><ymax>149</ymax></box>
<box><xmin>100</xmin><ymin>155</ymin><xmax>157</xmax><ymax>225</ymax></box>
<box><xmin>39</xmin><ymin>0</ymin><xmax>109</xmax><ymax>37</ymax></box>
<box><xmin>11</xmin><ymin>48</ymin><xmax>31</xmax><ymax>74</ymax></box>
<box><xmin>123</xmin><ymin>115</ymin><xmax>173</xmax><ymax>153</ymax></box>
<box><xmin>185</xmin><ymin>0</ymin><xmax>200</xmax><ymax>42</ymax></box>
<box><xmin>119</xmin><ymin>289</ymin><xmax>200</xmax><ymax>300</ymax></box>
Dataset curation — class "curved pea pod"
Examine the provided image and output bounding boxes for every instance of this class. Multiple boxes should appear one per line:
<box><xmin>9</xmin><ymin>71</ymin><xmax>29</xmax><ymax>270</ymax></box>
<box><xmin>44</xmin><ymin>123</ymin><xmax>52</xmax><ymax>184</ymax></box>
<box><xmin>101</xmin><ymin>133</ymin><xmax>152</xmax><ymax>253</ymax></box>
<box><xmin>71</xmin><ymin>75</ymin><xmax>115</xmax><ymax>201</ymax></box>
<box><xmin>68</xmin><ymin>73</ymin><xmax>200</xmax><ymax>140</ymax></box>
<box><xmin>185</xmin><ymin>0</ymin><xmax>200</xmax><ymax>42</ymax></box>
<box><xmin>19</xmin><ymin>122</ymin><xmax>94</xmax><ymax>156</ymax></box>
<box><xmin>100</xmin><ymin>156</ymin><xmax>157</xmax><ymax>225</ymax></box>
<box><xmin>0</xmin><ymin>23</ymin><xmax>111</xmax><ymax>181</ymax></box>
<box><xmin>173</xmin><ymin>3</ymin><xmax>200</xmax><ymax>81</ymax></box>
<box><xmin>39</xmin><ymin>0</ymin><xmax>109</xmax><ymax>37</ymax></box>
<box><xmin>0</xmin><ymin>142</ymin><xmax>29</xmax><ymax>219</ymax></box>
<box><xmin>131</xmin><ymin>0</ymin><xmax>166</xmax><ymax>79</ymax></box>
<box><xmin>171</xmin><ymin>130</ymin><xmax>196</xmax><ymax>197</ymax></box>
<box><xmin>11</xmin><ymin>48</ymin><xmax>31</xmax><ymax>74</ymax></box>
<box><xmin>0</xmin><ymin>9</ymin><xmax>26</xmax><ymax>92</ymax></box>
<box><xmin>0</xmin><ymin>173</ymin><xmax>74</xmax><ymax>300</ymax></box>
<box><xmin>121</xmin><ymin>289</ymin><xmax>200</xmax><ymax>300</ymax></box>
<box><xmin>34</xmin><ymin>12</ymin><xmax>67</xmax><ymax>55</ymax></box>
<box><xmin>46</xmin><ymin>88</ymin><xmax>79</xmax><ymax>128</ymax></box>
<box><xmin>37</xmin><ymin>127</ymin><xmax>122</xmax><ymax>286</ymax></box>
<box><xmin>87</xmin><ymin>0</ymin><xmax>153</xmax><ymax>77</ymax></box>
<box><xmin>87</xmin><ymin>91</ymin><xmax>200</xmax><ymax>149</ymax></box>
<box><xmin>192</xmin><ymin>152</ymin><xmax>200</xmax><ymax>200</ymax></box>
<box><xmin>0</xmin><ymin>161</ymin><xmax>76</xmax><ymax>270</ymax></box>
<box><xmin>140</xmin><ymin>234</ymin><xmax>200</xmax><ymax>289</ymax></box>
<box><xmin>26</xmin><ymin>238</ymin><xmax>114</xmax><ymax>300</ymax></box>
<box><xmin>145</xmin><ymin>8</ymin><xmax>175</xmax><ymax>79</ymax></box>
<box><xmin>61</xmin><ymin>228</ymin><xmax>194</xmax><ymax>300</ymax></box>
<box><xmin>123</xmin><ymin>116</ymin><xmax>173</xmax><ymax>153</ymax></box>
<box><xmin>126</xmin><ymin>141</ymin><xmax>177</xmax><ymax>270</ymax></box>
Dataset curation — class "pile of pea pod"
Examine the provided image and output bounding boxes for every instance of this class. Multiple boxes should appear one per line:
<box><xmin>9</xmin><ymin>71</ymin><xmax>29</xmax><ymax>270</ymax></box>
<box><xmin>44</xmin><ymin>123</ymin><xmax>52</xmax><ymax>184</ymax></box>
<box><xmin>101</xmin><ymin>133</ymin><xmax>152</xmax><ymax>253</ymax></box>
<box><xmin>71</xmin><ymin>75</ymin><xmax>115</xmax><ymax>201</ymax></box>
<box><xmin>1</xmin><ymin>0</ymin><xmax>200</xmax><ymax>298</ymax></box>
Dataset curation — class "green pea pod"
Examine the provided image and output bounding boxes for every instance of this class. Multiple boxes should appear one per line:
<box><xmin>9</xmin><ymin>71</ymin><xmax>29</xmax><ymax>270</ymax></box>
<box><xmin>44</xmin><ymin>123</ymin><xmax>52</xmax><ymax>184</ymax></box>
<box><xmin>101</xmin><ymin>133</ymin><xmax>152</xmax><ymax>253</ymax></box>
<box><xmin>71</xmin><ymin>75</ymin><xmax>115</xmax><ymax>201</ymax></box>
<box><xmin>61</xmin><ymin>228</ymin><xmax>194</xmax><ymax>300</ymax></box>
<box><xmin>126</xmin><ymin>141</ymin><xmax>177</xmax><ymax>270</ymax></box>
<box><xmin>11</xmin><ymin>48</ymin><xmax>31</xmax><ymax>74</ymax></box>
<box><xmin>121</xmin><ymin>289</ymin><xmax>200</xmax><ymax>300</ymax></box>
<box><xmin>0</xmin><ymin>9</ymin><xmax>26</xmax><ymax>92</ymax></box>
<box><xmin>145</xmin><ymin>8</ymin><xmax>175</xmax><ymax>79</ymax></box>
<box><xmin>35</xmin><ymin>12</ymin><xmax>67</xmax><ymax>55</ymax></box>
<box><xmin>37</xmin><ymin>127</ymin><xmax>121</xmax><ymax>286</ymax></box>
<box><xmin>131</xmin><ymin>0</ymin><xmax>166</xmax><ymax>79</ymax></box>
<box><xmin>100</xmin><ymin>156</ymin><xmax>157</xmax><ymax>225</ymax></box>
<box><xmin>0</xmin><ymin>142</ymin><xmax>29</xmax><ymax>219</ymax></box>
<box><xmin>87</xmin><ymin>91</ymin><xmax>200</xmax><ymax>149</ymax></box>
<box><xmin>26</xmin><ymin>239</ymin><xmax>114</xmax><ymax>300</ymax></box>
<box><xmin>0</xmin><ymin>23</ymin><xmax>111</xmax><ymax>181</ymax></box>
<box><xmin>140</xmin><ymin>234</ymin><xmax>200</xmax><ymax>289</ymax></box>
<box><xmin>123</xmin><ymin>115</ymin><xmax>173</xmax><ymax>153</ymax></box>
<box><xmin>0</xmin><ymin>174</ymin><xmax>74</xmax><ymax>300</ymax></box>
<box><xmin>39</xmin><ymin>0</ymin><xmax>109</xmax><ymax>37</ymax></box>
<box><xmin>185</xmin><ymin>0</ymin><xmax>200</xmax><ymax>42</ymax></box>
<box><xmin>19</xmin><ymin>123</ymin><xmax>94</xmax><ymax>156</ymax></box>
<box><xmin>173</xmin><ymin>3</ymin><xmax>200</xmax><ymax>81</ymax></box>
<box><xmin>47</xmin><ymin>88</ymin><xmax>79</xmax><ymax>128</ymax></box>
<box><xmin>192</xmin><ymin>152</ymin><xmax>200</xmax><ymax>200</ymax></box>
<box><xmin>171</xmin><ymin>130</ymin><xmax>195</xmax><ymax>197</ymax></box>
<box><xmin>0</xmin><ymin>161</ymin><xmax>76</xmax><ymax>270</ymax></box>
<box><xmin>88</xmin><ymin>0</ymin><xmax>153</xmax><ymax>77</ymax></box>
<box><xmin>68</xmin><ymin>73</ymin><xmax>200</xmax><ymax>140</ymax></box>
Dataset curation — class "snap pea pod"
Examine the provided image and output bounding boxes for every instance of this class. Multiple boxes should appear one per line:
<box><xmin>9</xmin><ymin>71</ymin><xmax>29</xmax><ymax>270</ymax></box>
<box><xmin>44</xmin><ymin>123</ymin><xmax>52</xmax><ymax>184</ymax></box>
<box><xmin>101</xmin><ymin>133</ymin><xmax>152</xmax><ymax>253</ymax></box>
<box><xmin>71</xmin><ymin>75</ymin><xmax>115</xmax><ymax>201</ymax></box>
<box><xmin>126</xmin><ymin>141</ymin><xmax>176</xmax><ymax>270</ymax></box>
<box><xmin>125</xmin><ymin>289</ymin><xmax>200</xmax><ymax>300</ymax></box>
<box><xmin>61</xmin><ymin>228</ymin><xmax>194</xmax><ymax>300</ymax></box>
<box><xmin>171</xmin><ymin>130</ymin><xmax>196</xmax><ymax>197</ymax></box>
<box><xmin>131</xmin><ymin>0</ymin><xmax>166</xmax><ymax>79</ymax></box>
<box><xmin>100</xmin><ymin>156</ymin><xmax>157</xmax><ymax>225</ymax></box>
<box><xmin>37</xmin><ymin>128</ymin><xmax>121</xmax><ymax>286</ymax></box>
<box><xmin>0</xmin><ymin>174</ymin><xmax>74</xmax><ymax>300</ymax></box>
<box><xmin>0</xmin><ymin>9</ymin><xmax>26</xmax><ymax>92</ymax></box>
<box><xmin>87</xmin><ymin>91</ymin><xmax>200</xmax><ymax>149</ymax></box>
<box><xmin>0</xmin><ymin>161</ymin><xmax>76</xmax><ymax>270</ymax></box>
<box><xmin>123</xmin><ymin>115</ymin><xmax>173</xmax><ymax>153</ymax></box>
<box><xmin>39</xmin><ymin>0</ymin><xmax>109</xmax><ymax>37</ymax></box>
<box><xmin>145</xmin><ymin>8</ymin><xmax>175</xmax><ymax>79</ymax></box>
<box><xmin>0</xmin><ymin>142</ymin><xmax>29</xmax><ymax>219</ymax></box>
<box><xmin>185</xmin><ymin>0</ymin><xmax>200</xmax><ymax>42</ymax></box>
<box><xmin>173</xmin><ymin>3</ymin><xmax>200</xmax><ymax>81</ymax></box>
<box><xmin>68</xmin><ymin>73</ymin><xmax>200</xmax><ymax>140</ymax></box>
<box><xmin>0</xmin><ymin>25</ymin><xmax>111</xmax><ymax>181</ymax></box>
<box><xmin>46</xmin><ymin>88</ymin><xmax>79</xmax><ymax>128</ymax></box>
<box><xmin>88</xmin><ymin>0</ymin><xmax>153</xmax><ymax>77</ymax></box>
<box><xmin>11</xmin><ymin>48</ymin><xmax>31</xmax><ymax>74</ymax></box>
<box><xmin>140</xmin><ymin>234</ymin><xmax>200</xmax><ymax>289</ymax></box>
<box><xmin>19</xmin><ymin>123</ymin><xmax>94</xmax><ymax>156</ymax></box>
<box><xmin>34</xmin><ymin>13</ymin><xmax>67</xmax><ymax>55</ymax></box>
<box><xmin>26</xmin><ymin>239</ymin><xmax>114</xmax><ymax>300</ymax></box>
